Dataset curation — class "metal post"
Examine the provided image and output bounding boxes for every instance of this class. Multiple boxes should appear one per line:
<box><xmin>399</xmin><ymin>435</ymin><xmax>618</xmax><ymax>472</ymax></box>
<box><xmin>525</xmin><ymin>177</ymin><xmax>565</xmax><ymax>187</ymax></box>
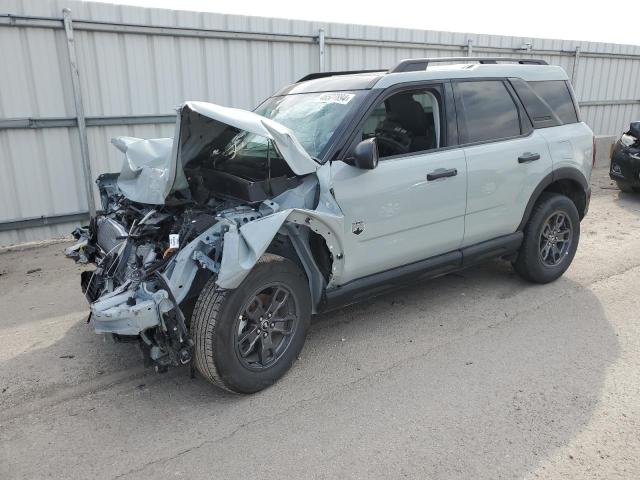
<box><xmin>318</xmin><ymin>28</ymin><xmax>325</xmax><ymax>72</ymax></box>
<box><xmin>62</xmin><ymin>8</ymin><xmax>96</xmax><ymax>217</ymax></box>
<box><xmin>571</xmin><ymin>46</ymin><xmax>581</xmax><ymax>85</ymax></box>
<box><xmin>466</xmin><ymin>39</ymin><xmax>473</xmax><ymax>57</ymax></box>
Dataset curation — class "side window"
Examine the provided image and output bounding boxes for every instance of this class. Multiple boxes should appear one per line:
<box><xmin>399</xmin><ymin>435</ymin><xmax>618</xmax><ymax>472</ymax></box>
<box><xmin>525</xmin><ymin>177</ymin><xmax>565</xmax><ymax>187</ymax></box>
<box><xmin>510</xmin><ymin>78</ymin><xmax>561</xmax><ymax>129</ymax></box>
<box><xmin>360</xmin><ymin>89</ymin><xmax>442</xmax><ymax>159</ymax></box>
<box><xmin>455</xmin><ymin>80</ymin><xmax>521</xmax><ymax>144</ymax></box>
<box><xmin>527</xmin><ymin>80</ymin><xmax>578</xmax><ymax>125</ymax></box>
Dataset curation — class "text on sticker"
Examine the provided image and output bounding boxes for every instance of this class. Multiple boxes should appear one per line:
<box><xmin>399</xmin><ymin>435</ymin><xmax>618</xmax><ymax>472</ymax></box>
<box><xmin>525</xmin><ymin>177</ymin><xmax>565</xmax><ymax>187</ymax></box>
<box><xmin>317</xmin><ymin>92</ymin><xmax>355</xmax><ymax>104</ymax></box>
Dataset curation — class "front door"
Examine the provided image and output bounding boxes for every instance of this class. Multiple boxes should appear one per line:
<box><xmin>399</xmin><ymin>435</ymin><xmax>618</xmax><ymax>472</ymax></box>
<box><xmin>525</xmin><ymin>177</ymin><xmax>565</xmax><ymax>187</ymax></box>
<box><xmin>330</xmin><ymin>86</ymin><xmax>467</xmax><ymax>284</ymax></box>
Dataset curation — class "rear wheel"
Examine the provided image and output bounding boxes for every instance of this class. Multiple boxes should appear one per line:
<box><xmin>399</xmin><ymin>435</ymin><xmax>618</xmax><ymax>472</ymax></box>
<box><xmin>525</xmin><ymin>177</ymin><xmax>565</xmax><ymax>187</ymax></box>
<box><xmin>513</xmin><ymin>192</ymin><xmax>580</xmax><ymax>284</ymax></box>
<box><xmin>191</xmin><ymin>254</ymin><xmax>311</xmax><ymax>393</ymax></box>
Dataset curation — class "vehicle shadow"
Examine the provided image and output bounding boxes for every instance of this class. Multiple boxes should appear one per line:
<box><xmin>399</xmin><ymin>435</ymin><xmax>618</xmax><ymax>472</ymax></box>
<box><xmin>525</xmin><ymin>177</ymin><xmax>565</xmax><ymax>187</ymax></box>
<box><xmin>0</xmin><ymin>260</ymin><xmax>619</xmax><ymax>480</ymax></box>
<box><xmin>614</xmin><ymin>190</ymin><xmax>640</xmax><ymax>216</ymax></box>
<box><xmin>593</xmin><ymin>168</ymin><xmax>640</xmax><ymax>216</ymax></box>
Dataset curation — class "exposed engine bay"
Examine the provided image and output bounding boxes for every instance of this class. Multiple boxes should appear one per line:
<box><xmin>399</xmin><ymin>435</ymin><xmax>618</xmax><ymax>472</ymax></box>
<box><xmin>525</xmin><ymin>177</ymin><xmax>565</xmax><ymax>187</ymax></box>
<box><xmin>68</xmin><ymin>181</ymin><xmax>260</xmax><ymax>369</ymax></box>
<box><xmin>65</xmin><ymin>102</ymin><xmax>343</xmax><ymax>371</ymax></box>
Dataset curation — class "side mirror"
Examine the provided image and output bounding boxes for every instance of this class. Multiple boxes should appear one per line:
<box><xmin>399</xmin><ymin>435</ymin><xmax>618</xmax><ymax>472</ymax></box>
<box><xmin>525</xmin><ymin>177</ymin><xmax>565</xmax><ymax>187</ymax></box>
<box><xmin>344</xmin><ymin>138</ymin><xmax>379</xmax><ymax>170</ymax></box>
<box><xmin>629</xmin><ymin>121</ymin><xmax>640</xmax><ymax>140</ymax></box>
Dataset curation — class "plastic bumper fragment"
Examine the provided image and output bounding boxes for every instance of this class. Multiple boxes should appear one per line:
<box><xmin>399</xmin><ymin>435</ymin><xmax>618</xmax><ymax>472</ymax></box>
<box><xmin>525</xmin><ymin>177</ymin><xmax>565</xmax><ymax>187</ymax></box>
<box><xmin>90</xmin><ymin>289</ymin><xmax>172</xmax><ymax>336</ymax></box>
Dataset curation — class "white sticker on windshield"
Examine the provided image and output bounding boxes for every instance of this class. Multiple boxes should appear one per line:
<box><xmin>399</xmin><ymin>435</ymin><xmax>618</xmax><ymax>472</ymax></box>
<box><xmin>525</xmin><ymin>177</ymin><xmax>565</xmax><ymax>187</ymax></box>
<box><xmin>317</xmin><ymin>92</ymin><xmax>355</xmax><ymax>104</ymax></box>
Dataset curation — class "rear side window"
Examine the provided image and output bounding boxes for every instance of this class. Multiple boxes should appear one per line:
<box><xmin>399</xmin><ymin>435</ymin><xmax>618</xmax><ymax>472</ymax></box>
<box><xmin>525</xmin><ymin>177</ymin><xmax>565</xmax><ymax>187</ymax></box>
<box><xmin>454</xmin><ymin>80</ymin><xmax>521</xmax><ymax>144</ymax></box>
<box><xmin>527</xmin><ymin>80</ymin><xmax>578</xmax><ymax>125</ymax></box>
<box><xmin>510</xmin><ymin>78</ymin><xmax>560</xmax><ymax>128</ymax></box>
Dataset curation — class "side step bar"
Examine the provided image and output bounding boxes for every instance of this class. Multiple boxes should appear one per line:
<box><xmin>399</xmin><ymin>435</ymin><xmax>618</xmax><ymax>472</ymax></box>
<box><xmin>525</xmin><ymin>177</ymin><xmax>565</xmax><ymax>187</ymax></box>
<box><xmin>321</xmin><ymin>232</ymin><xmax>523</xmax><ymax>312</ymax></box>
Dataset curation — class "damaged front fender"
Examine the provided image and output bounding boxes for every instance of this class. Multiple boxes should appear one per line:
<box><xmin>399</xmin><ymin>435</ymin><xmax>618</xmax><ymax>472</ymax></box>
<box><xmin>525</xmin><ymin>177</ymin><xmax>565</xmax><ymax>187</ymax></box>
<box><xmin>216</xmin><ymin>208</ymin><xmax>345</xmax><ymax>309</ymax></box>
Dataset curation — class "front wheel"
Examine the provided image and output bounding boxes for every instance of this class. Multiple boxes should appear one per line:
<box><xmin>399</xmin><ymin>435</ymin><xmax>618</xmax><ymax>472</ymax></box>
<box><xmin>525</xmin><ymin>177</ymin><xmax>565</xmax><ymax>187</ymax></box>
<box><xmin>513</xmin><ymin>192</ymin><xmax>580</xmax><ymax>284</ymax></box>
<box><xmin>191</xmin><ymin>254</ymin><xmax>311</xmax><ymax>393</ymax></box>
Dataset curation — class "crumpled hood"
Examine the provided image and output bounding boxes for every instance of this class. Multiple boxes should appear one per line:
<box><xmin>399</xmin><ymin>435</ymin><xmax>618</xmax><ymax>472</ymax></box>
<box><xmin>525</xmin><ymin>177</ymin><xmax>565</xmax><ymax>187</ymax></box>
<box><xmin>182</xmin><ymin>101</ymin><xmax>319</xmax><ymax>177</ymax></box>
<box><xmin>111</xmin><ymin>101</ymin><xmax>319</xmax><ymax>205</ymax></box>
<box><xmin>111</xmin><ymin>136</ymin><xmax>175</xmax><ymax>205</ymax></box>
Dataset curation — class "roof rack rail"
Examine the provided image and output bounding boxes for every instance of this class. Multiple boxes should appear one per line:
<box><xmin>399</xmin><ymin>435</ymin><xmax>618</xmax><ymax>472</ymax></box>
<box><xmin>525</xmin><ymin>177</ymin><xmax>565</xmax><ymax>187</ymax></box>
<box><xmin>297</xmin><ymin>69</ymin><xmax>384</xmax><ymax>82</ymax></box>
<box><xmin>389</xmin><ymin>57</ymin><xmax>548</xmax><ymax>73</ymax></box>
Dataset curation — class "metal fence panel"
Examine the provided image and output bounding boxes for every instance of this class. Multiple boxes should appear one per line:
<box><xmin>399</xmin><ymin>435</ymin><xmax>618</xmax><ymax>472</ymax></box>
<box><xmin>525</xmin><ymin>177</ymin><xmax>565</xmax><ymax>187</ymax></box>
<box><xmin>1</xmin><ymin>0</ymin><xmax>639</xmax><ymax>245</ymax></box>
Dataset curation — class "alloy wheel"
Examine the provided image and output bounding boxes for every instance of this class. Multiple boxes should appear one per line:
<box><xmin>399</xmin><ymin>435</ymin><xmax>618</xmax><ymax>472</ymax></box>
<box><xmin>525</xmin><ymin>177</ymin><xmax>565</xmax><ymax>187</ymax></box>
<box><xmin>538</xmin><ymin>211</ymin><xmax>573</xmax><ymax>267</ymax></box>
<box><xmin>234</xmin><ymin>284</ymin><xmax>298</xmax><ymax>370</ymax></box>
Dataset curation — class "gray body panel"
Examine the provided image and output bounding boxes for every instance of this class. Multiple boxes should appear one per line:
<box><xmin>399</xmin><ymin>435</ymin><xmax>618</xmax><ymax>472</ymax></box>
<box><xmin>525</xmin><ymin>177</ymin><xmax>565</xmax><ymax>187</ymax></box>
<box><xmin>539</xmin><ymin>123</ymin><xmax>594</xmax><ymax>179</ymax></box>
<box><xmin>462</xmin><ymin>130</ymin><xmax>553</xmax><ymax>246</ymax></box>
<box><xmin>331</xmin><ymin>149</ymin><xmax>467</xmax><ymax>283</ymax></box>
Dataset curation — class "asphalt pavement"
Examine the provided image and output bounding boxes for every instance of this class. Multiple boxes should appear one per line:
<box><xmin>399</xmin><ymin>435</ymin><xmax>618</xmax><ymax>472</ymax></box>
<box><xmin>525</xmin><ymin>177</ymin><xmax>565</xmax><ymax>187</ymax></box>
<box><xmin>1</xmin><ymin>168</ymin><xmax>639</xmax><ymax>479</ymax></box>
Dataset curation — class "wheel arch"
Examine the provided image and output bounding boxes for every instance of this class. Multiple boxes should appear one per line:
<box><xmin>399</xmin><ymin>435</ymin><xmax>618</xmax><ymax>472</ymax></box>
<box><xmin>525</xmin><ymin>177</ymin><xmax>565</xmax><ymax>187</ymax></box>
<box><xmin>518</xmin><ymin>168</ymin><xmax>589</xmax><ymax>231</ymax></box>
<box><xmin>216</xmin><ymin>209</ymin><xmax>345</xmax><ymax>313</ymax></box>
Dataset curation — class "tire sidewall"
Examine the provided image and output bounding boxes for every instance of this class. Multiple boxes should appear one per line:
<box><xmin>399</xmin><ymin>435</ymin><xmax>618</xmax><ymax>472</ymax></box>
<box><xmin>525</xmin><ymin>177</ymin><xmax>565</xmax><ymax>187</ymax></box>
<box><xmin>208</xmin><ymin>257</ymin><xmax>311</xmax><ymax>393</ymax></box>
<box><xmin>519</xmin><ymin>194</ymin><xmax>580</xmax><ymax>283</ymax></box>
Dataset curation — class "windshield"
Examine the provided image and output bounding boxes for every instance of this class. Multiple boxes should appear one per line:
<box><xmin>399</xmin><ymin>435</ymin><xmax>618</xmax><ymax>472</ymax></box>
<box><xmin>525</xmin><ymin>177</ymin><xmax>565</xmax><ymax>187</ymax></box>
<box><xmin>254</xmin><ymin>90</ymin><xmax>366</xmax><ymax>159</ymax></box>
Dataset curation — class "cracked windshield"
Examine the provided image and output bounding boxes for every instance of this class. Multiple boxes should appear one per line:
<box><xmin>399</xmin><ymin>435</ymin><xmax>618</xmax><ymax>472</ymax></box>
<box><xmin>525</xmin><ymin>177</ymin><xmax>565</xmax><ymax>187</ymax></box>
<box><xmin>255</xmin><ymin>90</ymin><xmax>365</xmax><ymax>158</ymax></box>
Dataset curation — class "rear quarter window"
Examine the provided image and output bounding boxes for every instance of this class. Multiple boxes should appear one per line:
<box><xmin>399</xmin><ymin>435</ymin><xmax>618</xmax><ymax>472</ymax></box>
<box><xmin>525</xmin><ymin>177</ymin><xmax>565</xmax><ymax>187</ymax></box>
<box><xmin>527</xmin><ymin>80</ymin><xmax>579</xmax><ymax>125</ymax></box>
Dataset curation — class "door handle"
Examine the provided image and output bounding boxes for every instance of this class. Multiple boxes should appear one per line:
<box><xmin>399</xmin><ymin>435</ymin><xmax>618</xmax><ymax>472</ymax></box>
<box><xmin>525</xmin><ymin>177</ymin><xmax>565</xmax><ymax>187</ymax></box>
<box><xmin>518</xmin><ymin>152</ymin><xmax>541</xmax><ymax>163</ymax></box>
<box><xmin>427</xmin><ymin>168</ymin><xmax>457</xmax><ymax>181</ymax></box>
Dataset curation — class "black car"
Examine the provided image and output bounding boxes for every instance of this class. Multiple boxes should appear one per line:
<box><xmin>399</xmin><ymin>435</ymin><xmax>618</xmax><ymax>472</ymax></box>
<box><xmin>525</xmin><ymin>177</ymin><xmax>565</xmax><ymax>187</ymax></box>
<box><xmin>610</xmin><ymin>121</ymin><xmax>640</xmax><ymax>193</ymax></box>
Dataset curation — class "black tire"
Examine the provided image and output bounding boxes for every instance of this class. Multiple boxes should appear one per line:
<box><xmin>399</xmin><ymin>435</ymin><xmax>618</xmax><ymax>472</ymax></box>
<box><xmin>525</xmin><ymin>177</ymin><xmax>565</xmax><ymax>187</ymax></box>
<box><xmin>616</xmin><ymin>180</ymin><xmax>635</xmax><ymax>193</ymax></box>
<box><xmin>191</xmin><ymin>254</ymin><xmax>311</xmax><ymax>394</ymax></box>
<box><xmin>513</xmin><ymin>192</ymin><xmax>580</xmax><ymax>284</ymax></box>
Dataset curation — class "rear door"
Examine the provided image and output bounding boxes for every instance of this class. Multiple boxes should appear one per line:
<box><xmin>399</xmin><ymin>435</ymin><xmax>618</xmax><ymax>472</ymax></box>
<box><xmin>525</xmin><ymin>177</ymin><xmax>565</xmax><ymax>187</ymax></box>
<box><xmin>453</xmin><ymin>79</ymin><xmax>553</xmax><ymax>247</ymax></box>
<box><xmin>331</xmin><ymin>83</ymin><xmax>467</xmax><ymax>283</ymax></box>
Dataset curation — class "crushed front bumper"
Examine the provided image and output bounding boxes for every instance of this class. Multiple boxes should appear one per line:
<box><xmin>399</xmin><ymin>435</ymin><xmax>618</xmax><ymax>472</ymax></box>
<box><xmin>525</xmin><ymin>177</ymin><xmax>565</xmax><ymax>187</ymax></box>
<box><xmin>90</xmin><ymin>286</ymin><xmax>172</xmax><ymax>336</ymax></box>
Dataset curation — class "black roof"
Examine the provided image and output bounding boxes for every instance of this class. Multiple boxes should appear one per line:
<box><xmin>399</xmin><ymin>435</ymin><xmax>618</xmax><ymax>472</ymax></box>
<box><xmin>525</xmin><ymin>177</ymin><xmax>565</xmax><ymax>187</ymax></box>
<box><xmin>273</xmin><ymin>71</ymin><xmax>385</xmax><ymax>96</ymax></box>
<box><xmin>291</xmin><ymin>57</ymin><xmax>549</xmax><ymax>84</ymax></box>
<box><xmin>271</xmin><ymin>57</ymin><xmax>549</xmax><ymax>96</ymax></box>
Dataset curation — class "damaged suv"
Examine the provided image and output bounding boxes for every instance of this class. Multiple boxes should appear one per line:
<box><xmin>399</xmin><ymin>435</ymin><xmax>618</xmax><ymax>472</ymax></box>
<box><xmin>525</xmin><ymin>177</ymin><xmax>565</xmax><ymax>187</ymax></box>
<box><xmin>67</xmin><ymin>57</ymin><xmax>594</xmax><ymax>393</ymax></box>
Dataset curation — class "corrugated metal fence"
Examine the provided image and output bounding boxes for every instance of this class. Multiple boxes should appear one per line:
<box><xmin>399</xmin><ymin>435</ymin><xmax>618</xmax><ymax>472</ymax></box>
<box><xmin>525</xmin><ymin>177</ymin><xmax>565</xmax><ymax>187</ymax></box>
<box><xmin>1</xmin><ymin>0</ymin><xmax>640</xmax><ymax>246</ymax></box>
